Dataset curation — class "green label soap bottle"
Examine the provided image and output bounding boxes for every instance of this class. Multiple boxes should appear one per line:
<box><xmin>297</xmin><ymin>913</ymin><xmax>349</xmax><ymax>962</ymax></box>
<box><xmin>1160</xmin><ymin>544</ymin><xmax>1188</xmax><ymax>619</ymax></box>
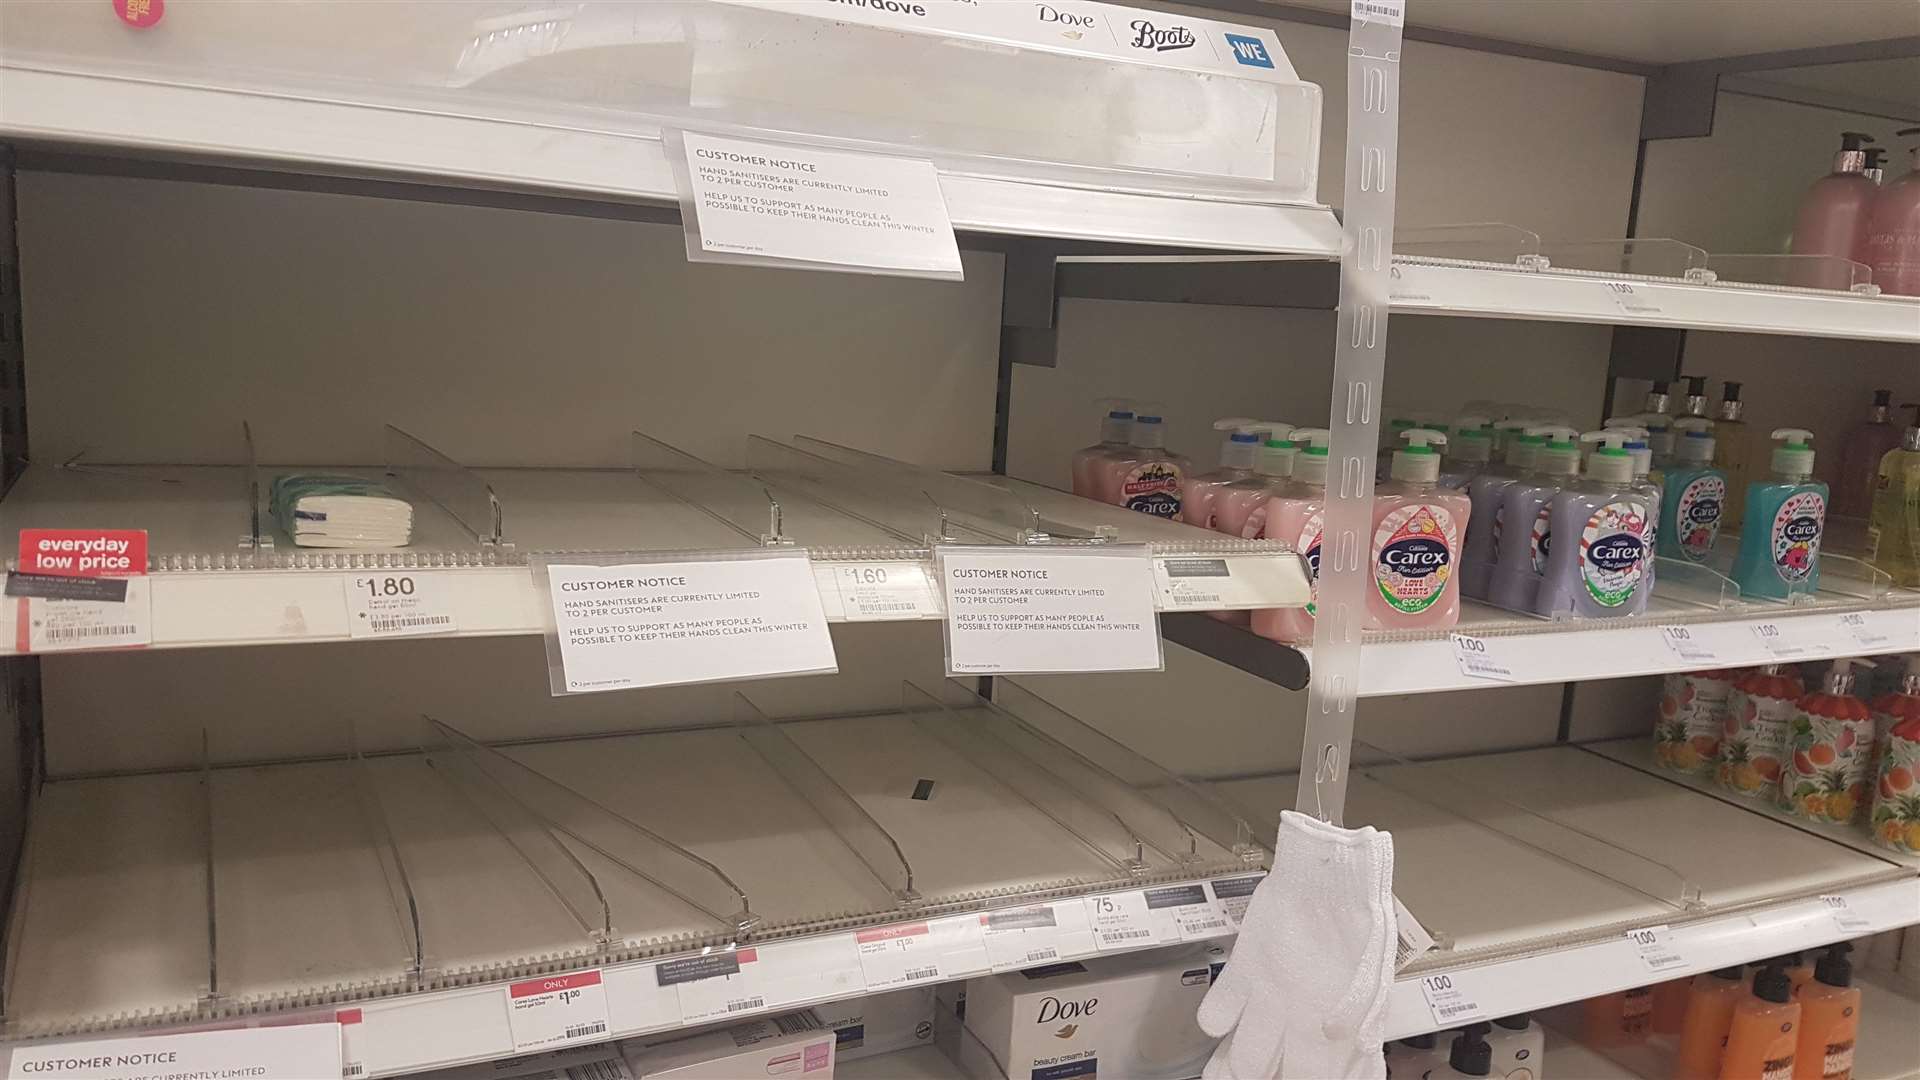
<box><xmin>1731</xmin><ymin>428</ymin><xmax>1827</xmax><ymax>601</ymax></box>
<box><xmin>1658</xmin><ymin>417</ymin><xmax>1728</xmax><ymax>563</ymax></box>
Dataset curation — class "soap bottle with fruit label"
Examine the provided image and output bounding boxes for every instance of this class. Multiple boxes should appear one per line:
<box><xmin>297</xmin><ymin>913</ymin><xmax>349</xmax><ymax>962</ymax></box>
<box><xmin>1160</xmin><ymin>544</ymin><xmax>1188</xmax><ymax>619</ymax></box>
<box><xmin>1369</xmin><ymin>429</ymin><xmax>1470</xmax><ymax>632</ymax></box>
<box><xmin>1660</xmin><ymin>418</ymin><xmax>1730</xmax><ymax>563</ymax></box>
<box><xmin>1869</xmin><ymin>654</ymin><xmax>1920</xmax><ymax>855</ymax></box>
<box><xmin>1719</xmin><ymin>665</ymin><xmax>1807</xmax><ymax>800</ymax></box>
<box><xmin>1783</xmin><ymin>659</ymin><xmax>1876</xmax><ymax>825</ymax></box>
<box><xmin>1655</xmin><ymin>669</ymin><xmax>1736</xmax><ymax>776</ymax></box>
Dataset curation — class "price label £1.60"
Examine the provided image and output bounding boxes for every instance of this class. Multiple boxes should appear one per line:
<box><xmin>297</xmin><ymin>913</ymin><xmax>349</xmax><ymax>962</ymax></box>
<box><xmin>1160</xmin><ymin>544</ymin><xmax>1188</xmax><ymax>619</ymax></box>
<box><xmin>342</xmin><ymin>572</ymin><xmax>458</xmax><ymax>639</ymax></box>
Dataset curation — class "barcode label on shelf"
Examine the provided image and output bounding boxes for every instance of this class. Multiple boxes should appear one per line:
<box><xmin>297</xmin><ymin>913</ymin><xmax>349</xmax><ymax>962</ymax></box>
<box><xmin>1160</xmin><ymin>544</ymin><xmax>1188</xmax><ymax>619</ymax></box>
<box><xmin>1152</xmin><ymin>555</ymin><xmax>1311</xmax><ymax>611</ymax></box>
<box><xmin>1451</xmin><ymin>634</ymin><xmax>1516</xmax><ymax>681</ymax></box>
<box><xmin>1394</xmin><ymin>895</ymin><xmax>1437</xmax><ymax>970</ymax></box>
<box><xmin>1820</xmin><ymin>894</ymin><xmax>1872</xmax><ymax>933</ymax></box>
<box><xmin>1210</xmin><ymin>876</ymin><xmax>1263</xmax><ymax>929</ymax></box>
<box><xmin>981</xmin><ymin>901</ymin><xmax>1094</xmax><ymax>971</ymax></box>
<box><xmin>1835</xmin><ymin>612</ymin><xmax>1892</xmax><ymax>650</ymax></box>
<box><xmin>1417</xmin><ymin>973</ymin><xmax>1485</xmax><ymax>1027</ymax></box>
<box><xmin>1603</xmin><ymin>281</ymin><xmax>1663</xmax><ymax>316</ymax></box>
<box><xmin>658</xmin><ymin>949</ymin><xmax>768</xmax><ymax>1024</ymax></box>
<box><xmin>939</xmin><ymin>545</ymin><xmax>1162</xmax><ymax>675</ymax></box>
<box><xmin>1387</xmin><ymin>263</ymin><xmax>1433</xmax><ymax>304</ymax></box>
<box><xmin>821</xmin><ymin>560</ymin><xmax>940</xmax><ymax>621</ymax></box>
<box><xmin>506</xmin><ymin>969</ymin><xmax>612</xmax><ymax>1053</ymax></box>
<box><xmin>1144</xmin><ymin>883</ymin><xmax>1231</xmax><ymax>941</ymax></box>
<box><xmin>1626</xmin><ymin>925</ymin><xmax>1688</xmax><ymax>974</ymax></box>
<box><xmin>1351</xmin><ymin>0</ymin><xmax>1405</xmax><ymax>27</ymax></box>
<box><xmin>855</xmin><ymin>917</ymin><xmax>988</xmax><ymax>989</ymax></box>
<box><xmin>5</xmin><ymin>1024</ymin><xmax>344</xmax><ymax>1080</ymax></box>
<box><xmin>1659</xmin><ymin>624</ymin><xmax>1721</xmax><ymax>664</ymax></box>
<box><xmin>1089</xmin><ymin>891</ymin><xmax>1170</xmax><ymax>950</ymax></box>
<box><xmin>343</xmin><ymin>573</ymin><xmax>458</xmax><ymax>640</ymax></box>
<box><xmin>1752</xmin><ymin>621</ymin><xmax>1830</xmax><ymax>660</ymax></box>
<box><xmin>14</xmin><ymin>551</ymin><xmax>152</xmax><ymax>654</ymax></box>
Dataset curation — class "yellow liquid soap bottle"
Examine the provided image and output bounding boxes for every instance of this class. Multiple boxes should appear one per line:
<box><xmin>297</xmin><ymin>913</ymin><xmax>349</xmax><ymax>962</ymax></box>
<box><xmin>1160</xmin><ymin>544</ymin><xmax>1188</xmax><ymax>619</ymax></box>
<box><xmin>1868</xmin><ymin>404</ymin><xmax>1920</xmax><ymax>588</ymax></box>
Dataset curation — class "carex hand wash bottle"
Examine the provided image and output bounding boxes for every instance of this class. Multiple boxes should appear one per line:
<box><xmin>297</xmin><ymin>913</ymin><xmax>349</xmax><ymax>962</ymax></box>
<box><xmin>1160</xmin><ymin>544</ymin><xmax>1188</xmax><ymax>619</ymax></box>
<box><xmin>1369</xmin><ymin>428</ymin><xmax>1470</xmax><ymax>631</ymax></box>
<box><xmin>1732</xmin><ymin>429</ymin><xmax>1827</xmax><ymax>601</ymax></box>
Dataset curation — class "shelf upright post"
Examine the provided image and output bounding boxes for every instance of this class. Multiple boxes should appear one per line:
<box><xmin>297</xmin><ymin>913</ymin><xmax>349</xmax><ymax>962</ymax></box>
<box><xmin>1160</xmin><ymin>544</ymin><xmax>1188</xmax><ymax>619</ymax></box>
<box><xmin>198</xmin><ymin>729</ymin><xmax>219</xmax><ymax>1007</ymax></box>
<box><xmin>1296</xmin><ymin>1</ymin><xmax>1407</xmax><ymax>824</ymax></box>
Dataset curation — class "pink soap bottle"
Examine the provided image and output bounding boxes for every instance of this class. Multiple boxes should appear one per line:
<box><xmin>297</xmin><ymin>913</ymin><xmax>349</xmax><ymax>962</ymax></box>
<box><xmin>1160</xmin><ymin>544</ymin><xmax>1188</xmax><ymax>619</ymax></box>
<box><xmin>1212</xmin><ymin>425</ymin><xmax>1297</xmax><ymax>539</ymax></box>
<box><xmin>1071</xmin><ymin>400</ymin><xmax>1134</xmax><ymax>498</ymax></box>
<box><xmin>1100</xmin><ymin>409</ymin><xmax>1192</xmax><ymax>518</ymax></box>
<box><xmin>1253</xmin><ymin>427</ymin><xmax>1330</xmax><ymax>644</ymax></box>
<box><xmin>1369</xmin><ymin>428</ymin><xmax>1471</xmax><ymax>631</ymax></box>
<box><xmin>1791</xmin><ymin>131</ymin><xmax>1879</xmax><ymax>288</ymax></box>
<box><xmin>1179</xmin><ymin>418</ymin><xmax>1262</xmax><ymax>528</ymax></box>
<box><xmin>1865</xmin><ymin>127</ymin><xmax>1920</xmax><ymax>296</ymax></box>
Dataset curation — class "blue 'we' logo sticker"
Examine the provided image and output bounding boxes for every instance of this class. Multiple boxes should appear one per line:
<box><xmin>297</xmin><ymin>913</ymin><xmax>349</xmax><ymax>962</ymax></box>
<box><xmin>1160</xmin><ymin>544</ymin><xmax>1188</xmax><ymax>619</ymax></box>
<box><xmin>1224</xmin><ymin>33</ymin><xmax>1274</xmax><ymax>68</ymax></box>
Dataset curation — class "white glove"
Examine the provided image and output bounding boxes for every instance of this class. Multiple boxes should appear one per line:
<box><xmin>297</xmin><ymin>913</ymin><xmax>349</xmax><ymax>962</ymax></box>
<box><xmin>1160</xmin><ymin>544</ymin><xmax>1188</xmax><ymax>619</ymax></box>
<box><xmin>1197</xmin><ymin>810</ymin><xmax>1396</xmax><ymax>1079</ymax></box>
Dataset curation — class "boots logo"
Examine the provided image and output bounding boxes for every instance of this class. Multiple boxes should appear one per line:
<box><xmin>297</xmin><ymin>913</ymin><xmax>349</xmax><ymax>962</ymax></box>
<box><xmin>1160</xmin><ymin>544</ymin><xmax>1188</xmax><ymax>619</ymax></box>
<box><xmin>1128</xmin><ymin>19</ymin><xmax>1196</xmax><ymax>51</ymax></box>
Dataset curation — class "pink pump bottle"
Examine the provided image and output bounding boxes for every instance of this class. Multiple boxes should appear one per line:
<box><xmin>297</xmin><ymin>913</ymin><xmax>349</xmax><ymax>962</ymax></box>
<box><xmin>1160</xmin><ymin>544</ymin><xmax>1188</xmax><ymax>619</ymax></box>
<box><xmin>1179</xmin><ymin>418</ymin><xmax>1262</xmax><ymax>528</ymax></box>
<box><xmin>1252</xmin><ymin>427</ymin><xmax>1330</xmax><ymax>644</ymax></box>
<box><xmin>1864</xmin><ymin>126</ymin><xmax>1920</xmax><ymax>296</ymax></box>
<box><xmin>1099</xmin><ymin>409</ymin><xmax>1192</xmax><ymax>518</ymax></box>
<box><xmin>1211</xmin><ymin>425</ymin><xmax>1297</xmax><ymax>539</ymax></box>
<box><xmin>1071</xmin><ymin>400</ymin><xmax>1134</xmax><ymax>498</ymax></box>
<box><xmin>1791</xmin><ymin>131</ymin><xmax>1879</xmax><ymax>288</ymax></box>
<box><xmin>1369</xmin><ymin>428</ymin><xmax>1471</xmax><ymax>632</ymax></box>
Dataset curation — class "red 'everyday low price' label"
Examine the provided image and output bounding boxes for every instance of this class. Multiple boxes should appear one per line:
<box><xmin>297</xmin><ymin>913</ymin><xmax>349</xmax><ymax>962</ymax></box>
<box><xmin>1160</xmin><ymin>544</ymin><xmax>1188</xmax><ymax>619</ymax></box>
<box><xmin>18</xmin><ymin>529</ymin><xmax>148</xmax><ymax>576</ymax></box>
<box><xmin>12</xmin><ymin>529</ymin><xmax>153</xmax><ymax>654</ymax></box>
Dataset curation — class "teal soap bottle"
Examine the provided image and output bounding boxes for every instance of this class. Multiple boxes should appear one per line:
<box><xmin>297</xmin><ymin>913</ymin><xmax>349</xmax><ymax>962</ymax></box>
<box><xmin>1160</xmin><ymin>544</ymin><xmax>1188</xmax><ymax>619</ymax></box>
<box><xmin>1658</xmin><ymin>417</ymin><xmax>1729</xmax><ymax>563</ymax></box>
<box><xmin>1731</xmin><ymin>428</ymin><xmax>1828</xmax><ymax>600</ymax></box>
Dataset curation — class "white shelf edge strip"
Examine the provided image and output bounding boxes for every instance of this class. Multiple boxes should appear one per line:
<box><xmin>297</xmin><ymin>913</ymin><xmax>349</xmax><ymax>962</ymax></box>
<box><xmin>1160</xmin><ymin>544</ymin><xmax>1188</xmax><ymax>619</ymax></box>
<box><xmin>1384</xmin><ymin>875</ymin><xmax>1920</xmax><ymax>1041</ymax></box>
<box><xmin>1298</xmin><ymin>602</ymin><xmax>1920</xmax><ymax>697</ymax></box>
<box><xmin>1390</xmin><ymin>261</ymin><xmax>1920</xmax><ymax>344</ymax></box>
<box><xmin>0</xmin><ymin>68</ymin><xmax>1343</xmax><ymax>255</ymax></box>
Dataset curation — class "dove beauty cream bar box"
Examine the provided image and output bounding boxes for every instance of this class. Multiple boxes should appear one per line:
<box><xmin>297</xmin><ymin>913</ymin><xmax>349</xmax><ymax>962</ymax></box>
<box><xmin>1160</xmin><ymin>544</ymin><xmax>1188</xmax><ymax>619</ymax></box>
<box><xmin>961</xmin><ymin>944</ymin><xmax>1225</xmax><ymax>1080</ymax></box>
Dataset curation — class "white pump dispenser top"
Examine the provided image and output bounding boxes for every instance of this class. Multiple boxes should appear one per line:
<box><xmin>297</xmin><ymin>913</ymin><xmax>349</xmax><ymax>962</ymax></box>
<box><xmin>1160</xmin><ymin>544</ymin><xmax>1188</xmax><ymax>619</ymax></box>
<box><xmin>1451</xmin><ymin>415</ymin><xmax>1494</xmax><ymax>464</ymax></box>
<box><xmin>1529</xmin><ymin>425</ymin><xmax>1581</xmax><ymax>477</ymax></box>
<box><xmin>1581</xmin><ymin>430</ymin><xmax>1636</xmax><ymax>484</ymax></box>
<box><xmin>1251</xmin><ymin>423</ymin><xmax>1299</xmax><ymax>478</ymax></box>
<box><xmin>1770</xmin><ymin>428</ymin><xmax>1816</xmax><ymax>478</ymax></box>
<box><xmin>1096</xmin><ymin>399</ymin><xmax>1135</xmax><ymax>444</ymax></box>
<box><xmin>1213</xmin><ymin>417</ymin><xmax>1263</xmax><ymax>470</ymax></box>
<box><xmin>1673</xmin><ymin>417</ymin><xmax>1717</xmax><ymax>463</ymax></box>
<box><xmin>1390</xmin><ymin>428</ymin><xmax>1448</xmax><ymax>483</ymax></box>
<box><xmin>1129</xmin><ymin>407</ymin><xmax>1169</xmax><ymax>449</ymax></box>
<box><xmin>1604</xmin><ymin>417</ymin><xmax>1655</xmax><ymax>477</ymax></box>
<box><xmin>1290</xmin><ymin>427</ymin><xmax>1331</xmax><ymax>487</ymax></box>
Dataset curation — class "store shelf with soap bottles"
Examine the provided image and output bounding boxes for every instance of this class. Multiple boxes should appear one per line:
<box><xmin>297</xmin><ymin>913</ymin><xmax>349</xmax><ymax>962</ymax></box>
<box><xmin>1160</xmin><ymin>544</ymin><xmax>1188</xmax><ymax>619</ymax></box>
<box><xmin>0</xmin><ymin>677</ymin><xmax>1261</xmax><ymax>1076</ymax></box>
<box><xmin>0</xmin><ymin>425</ymin><xmax>1311</xmax><ymax>654</ymax></box>
<box><xmin>1198</xmin><ymin>735</ymin><xmax>1920</xmax><ymax>1041</ymax></box>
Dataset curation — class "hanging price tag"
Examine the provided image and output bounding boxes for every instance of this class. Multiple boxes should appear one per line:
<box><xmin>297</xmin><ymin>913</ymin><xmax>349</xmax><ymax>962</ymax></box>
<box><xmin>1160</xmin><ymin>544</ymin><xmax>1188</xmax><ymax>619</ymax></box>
<box><xmin>505</xmin><ymin>970</ymin><xmax>611</xmax><ymax>1052</ymax></box>
<box><xmin>1625</xmin><ymin>925</ymin><xmax>1688</xmax><ymax>974</ymax></box>
<box><xmin>1451</xmin><ymin>634</ymin><xmax>1515</xmax><ymax>681</ymax></box>
<box><xmin>1087</xmin><ymin>891</ymin><xmax>1162</xmax><ymax>950</ymax></box>
<box><xmin>1659</xmin><ymin>625</ymin><xmax>1720</xmax><ymax>664</ymax></box>
<box><xmin>342</xmin><ymin>572</ymin><xmax>457</xmax><ymax>638</ymax></box>
<box><xmin>1417</xmin><ymin>972</ymin><xmax>1486</xmax><ymax>1027</ymax></box>
<box><xmin>1835</xmin><ymin>612</ymin><xmax>1892</xmax><ymax>651</ymax></box>
<box><xmin>1752</xmin><ymin>621</ymin><xmax>1827</xmax><ymax>660</ymax></box>
<box><xmin>658</xmin><ymin>950</ymin><xmax>766</xmax><ymax>1024</ymax></box>
<box><xmin>1820</xmin><ymin>894</ymin><xmax>1872</xmax><ymax>933</ymax></box>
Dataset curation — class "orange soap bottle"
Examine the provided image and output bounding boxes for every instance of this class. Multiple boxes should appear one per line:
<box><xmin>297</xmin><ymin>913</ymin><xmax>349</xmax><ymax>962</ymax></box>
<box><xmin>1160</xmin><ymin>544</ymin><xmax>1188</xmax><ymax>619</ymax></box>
<box><xmin>1794</xmin><ymin>944</ymin><xmax>1862</xmax><ymax>1080</ymax></box>
<box><xmin>1721</xmin><ymin>964</ymin><xmax>1801</xmax><ymax>1080</ymax></box>
<box><xmin>1675</xmin><ymin>967</ymin><xmax>1748</xmax><ymax>1080</ymax></box>
<box><xmin>1584</xmin><ymin>985</ymin><xmax>1653</xmax><ymax>1045</ymax></box>
<box><xmin>1776</xmin><ymin>952</ymin><xmax>1817</xmax><ymax>997</ymax></box>
<box><xmin>1652</xmin><ymin>977</ymin><xmax>1693</xmax><ymax>1034</ymax></box>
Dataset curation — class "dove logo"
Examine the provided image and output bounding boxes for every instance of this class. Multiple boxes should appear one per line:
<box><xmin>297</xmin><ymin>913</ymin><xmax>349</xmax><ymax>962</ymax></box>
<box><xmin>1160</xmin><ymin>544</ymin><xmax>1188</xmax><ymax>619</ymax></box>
<box><xmin>1036</xmin><ymin>995</ymin><xmax>1098</xmax><ymax>1025</ymax></box>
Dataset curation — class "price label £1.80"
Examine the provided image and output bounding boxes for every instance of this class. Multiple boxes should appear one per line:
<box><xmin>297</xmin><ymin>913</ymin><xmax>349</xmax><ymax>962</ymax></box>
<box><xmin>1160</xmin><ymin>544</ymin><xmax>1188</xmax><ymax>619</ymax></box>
<box><xmin>342</xmin><ymin>572</ymin><xmax>458</xmax><ymax>639</ymax></box>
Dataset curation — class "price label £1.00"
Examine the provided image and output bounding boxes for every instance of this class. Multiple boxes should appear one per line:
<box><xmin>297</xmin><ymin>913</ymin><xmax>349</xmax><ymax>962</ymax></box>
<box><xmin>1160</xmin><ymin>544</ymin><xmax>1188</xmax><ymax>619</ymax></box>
<box><xmin>343</xmin><ymin>572</ymin><xmax>458</xmax><ymax>639</ymax></box>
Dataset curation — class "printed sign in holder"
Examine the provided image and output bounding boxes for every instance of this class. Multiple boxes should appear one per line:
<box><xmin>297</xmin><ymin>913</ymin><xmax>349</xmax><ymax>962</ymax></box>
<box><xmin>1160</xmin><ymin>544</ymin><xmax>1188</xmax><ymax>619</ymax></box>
<box><xmin>933</xmin><ymin>543</ymin><xmax>1164</xmax><ymax>676</ymax></box>
<box><xmin>532</xmin><ymin>548</ymin><xmax>838</xmax><ymax>696</ymax></box>
<box><xmin>665</xmin><ymin>128</ymin><xmax>965</xmax><ymax>281</ymax></box>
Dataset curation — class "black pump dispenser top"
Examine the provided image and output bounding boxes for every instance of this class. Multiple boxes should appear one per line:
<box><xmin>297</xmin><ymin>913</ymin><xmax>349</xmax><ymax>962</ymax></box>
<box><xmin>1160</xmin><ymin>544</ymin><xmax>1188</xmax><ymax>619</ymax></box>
<box><xmin>1449</xmin><ymin>1023</ymin><xmax>1493</xmax><ymax>1077</ymax></box>
<box><xmin>1815</xmin><ymin>943</ymin><xmax>1855</xmax><ymax>988</ymax></box>
<box><xmin>1401</xmin><ymin>1033</ymin><xmax>1438</xmax><ymax>1050</ymax></box>
<box><xmin>1841</xmin><ymin>132</ymin><xmax>1876</xmax><ymax>151</ymax></box>
<box><xmin>1876</xmin><ymin>389</ymin><xmax>1893</xmax><ymax>407</ymax></box>
<box><xmin>1493</xmin><ymin>1014</ymin><xmax>1531</xmax><ymax>1031</ymax></box>
<box><xmin>1710</xmin><ymin>966</ymin><xmax>1744</xmax><ymax>981</ymax></box>
<box><xmin>1753</xmin><ymin>964</ymin><xmax>1793</xmax><ymax>1004</ymax></box>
